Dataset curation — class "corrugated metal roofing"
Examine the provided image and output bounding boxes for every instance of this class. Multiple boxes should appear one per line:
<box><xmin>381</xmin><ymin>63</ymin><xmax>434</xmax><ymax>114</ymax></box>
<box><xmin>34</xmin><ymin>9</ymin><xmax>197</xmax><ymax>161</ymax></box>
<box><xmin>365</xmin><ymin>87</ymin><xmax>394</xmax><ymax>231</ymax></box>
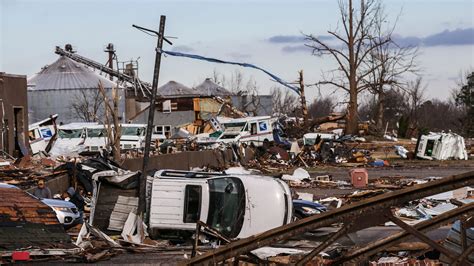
<box><xmin>27</xmin><ymin>56</ymin><xmax>116</xmax><ymax>90</ymax></box>
<box><xmin>193</xmin><ymin>78</ymin><xmax>233</xmax><ymax>96</ymax></box>
<box><xmin>158</xmin><ymin>80</ymin><xmax>196</xmax><ymax>96</ymax></box>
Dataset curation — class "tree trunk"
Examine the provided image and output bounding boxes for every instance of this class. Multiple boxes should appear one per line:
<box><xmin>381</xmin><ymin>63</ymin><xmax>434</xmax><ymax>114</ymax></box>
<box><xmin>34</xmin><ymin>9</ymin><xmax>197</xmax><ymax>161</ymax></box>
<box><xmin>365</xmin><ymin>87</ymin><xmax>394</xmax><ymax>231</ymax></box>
<box><xmin>112</xmin><ymin>86</ymin><xmax>121</xmax><ymax>162</ymax></box>
<box><xmin>345</xmin><ymin>0</ymin><xmax>359</xmax><ymax>135</ymax></box>
<box><xmin>375</xmin><ymin>90</ymin><xmax>385</xmax><ymax>134</ymax></box>
<box><xmin>346</xmin><ymin>85</ymin><xmax>359</xmax><ymax>135</ymax></box>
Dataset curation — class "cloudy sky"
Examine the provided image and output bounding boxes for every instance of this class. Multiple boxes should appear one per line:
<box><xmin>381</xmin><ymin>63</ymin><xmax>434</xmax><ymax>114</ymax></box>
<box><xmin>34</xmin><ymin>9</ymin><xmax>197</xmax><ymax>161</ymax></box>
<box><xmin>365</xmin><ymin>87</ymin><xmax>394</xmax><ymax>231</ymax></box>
<box><xmin>1</xmin><ymin>0</ymin><xmax>473</xmax><ymax>103</ymax></box>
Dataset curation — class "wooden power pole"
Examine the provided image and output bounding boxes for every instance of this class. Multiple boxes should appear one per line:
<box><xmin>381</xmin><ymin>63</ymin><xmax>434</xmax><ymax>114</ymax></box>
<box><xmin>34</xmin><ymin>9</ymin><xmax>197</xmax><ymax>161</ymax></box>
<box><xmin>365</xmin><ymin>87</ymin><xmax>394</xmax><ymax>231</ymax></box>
<box><xmin>138</xmin><ymin>15</ymin><xmax>167</xmax><ymax>218</ymax></box>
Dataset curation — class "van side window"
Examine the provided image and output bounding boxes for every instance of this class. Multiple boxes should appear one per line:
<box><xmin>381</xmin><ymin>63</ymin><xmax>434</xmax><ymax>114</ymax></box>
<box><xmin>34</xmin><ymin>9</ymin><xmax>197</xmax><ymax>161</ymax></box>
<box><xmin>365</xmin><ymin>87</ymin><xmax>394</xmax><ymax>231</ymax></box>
<box><xmin>250</xmin><ymin>123</ymin><xmax>257</xmax><ymax>135</ymax></box>
<box><xmin>183</xmin><ymin>185</ymin><xmax>201</xmax><ymax>223</ymax></box>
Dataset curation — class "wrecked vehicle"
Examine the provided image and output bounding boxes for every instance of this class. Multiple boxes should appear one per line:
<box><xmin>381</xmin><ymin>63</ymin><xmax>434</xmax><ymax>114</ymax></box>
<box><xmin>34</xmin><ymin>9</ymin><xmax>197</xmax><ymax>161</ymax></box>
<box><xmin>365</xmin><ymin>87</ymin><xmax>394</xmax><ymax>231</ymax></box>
<box><xmin>416</xmin><ymin>132</ymin><xmax>468</xmax><ymax>160</ymax></box>
<box><xmin>216</xmin><ymin>116</ymin><xmax>278</xmax><ymax>146</ymax></box>
<box><xmin>28</xmin><ymin>114</ymin><xmax>58</xmax><ymax>154</ymax></box>
<box><xmin>149</xmin><ymin>170</ymin><xmax>293</xmax><ymax>239</ymax></box>
<box><xmin>292</xmin><ymin>199</ymin><xmax>327</xmax><ymax>220</ymax></box>
<box><xmin>303</xmin><ymin>132</ymin><xmax>337</xmax><ymax>145</ymax></box>
<box><xmin>49</xmin><ymin>122</ymin><xmax>96</xmax><ymax>156</ymax></box>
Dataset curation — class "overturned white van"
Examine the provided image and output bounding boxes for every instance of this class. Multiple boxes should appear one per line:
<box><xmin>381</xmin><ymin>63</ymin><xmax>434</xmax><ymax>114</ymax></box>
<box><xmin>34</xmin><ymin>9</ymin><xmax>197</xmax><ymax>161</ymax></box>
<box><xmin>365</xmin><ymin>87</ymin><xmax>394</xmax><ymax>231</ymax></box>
<box><xmin>149</xmin><ymin>170</ymin><xmax>293</xmax><ymax>239</ymax></box>
<box><xmin>416</xmin><ymin>132</ymin><xmax>468</xmax><ymax>160</ymax></box>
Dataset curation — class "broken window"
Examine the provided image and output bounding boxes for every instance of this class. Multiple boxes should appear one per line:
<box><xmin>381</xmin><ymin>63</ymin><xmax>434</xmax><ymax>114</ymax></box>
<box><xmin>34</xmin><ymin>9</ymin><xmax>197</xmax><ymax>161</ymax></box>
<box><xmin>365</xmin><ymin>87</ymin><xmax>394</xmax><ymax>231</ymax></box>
<box><xmin>425</xmin><ymin>139</ymin><xmax>436</xmax><ymax>156</ymax></box>
<box><xmin>87</xmin><ymin>128</ymin><xmax>106</xmax><ymax>138</ymax></box>
<box><xmin>183</xmin><ymin>185</ymin><xmax>201</xmax><ymax>223</ymax></box>
<box><xmin>58</xmin><ymin>129</ymin><xmax>83</xmax><ymax>139</ymax></box>
<box><xmin>122</xmin><ymin>127</ymin><xmax>144</xmax><ymax>136</ymax></box>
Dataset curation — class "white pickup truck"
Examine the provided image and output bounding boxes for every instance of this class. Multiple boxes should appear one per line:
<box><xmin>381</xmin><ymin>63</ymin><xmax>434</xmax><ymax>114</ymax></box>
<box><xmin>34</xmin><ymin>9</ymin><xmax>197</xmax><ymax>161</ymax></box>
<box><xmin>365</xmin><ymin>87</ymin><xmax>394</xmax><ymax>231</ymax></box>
<box><xmin>149</xmin><ymin>170</ymin><xmax>293</xmax><ymax>239</ymax></box>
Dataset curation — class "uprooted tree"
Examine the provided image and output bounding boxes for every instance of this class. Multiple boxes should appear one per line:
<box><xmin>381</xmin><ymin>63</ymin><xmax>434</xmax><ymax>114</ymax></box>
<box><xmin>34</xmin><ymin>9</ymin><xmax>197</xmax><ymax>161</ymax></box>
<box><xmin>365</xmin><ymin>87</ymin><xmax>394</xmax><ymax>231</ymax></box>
<box><xmin>305</xmin><ymin>0</ymin><xmax>392</xmax><ymax>135</ymax></box>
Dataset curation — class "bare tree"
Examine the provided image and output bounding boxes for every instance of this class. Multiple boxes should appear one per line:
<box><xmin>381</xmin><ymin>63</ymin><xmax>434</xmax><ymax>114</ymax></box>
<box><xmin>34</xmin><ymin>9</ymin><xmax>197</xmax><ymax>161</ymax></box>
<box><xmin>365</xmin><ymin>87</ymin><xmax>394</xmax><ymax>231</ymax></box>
<box><xmin>98</xmin><ymin>82</ymin><xmax>121</xmax><ymax>161</ymax></box>
<box><xmin>211</xmin><ymin>69</ymin><xmax>245</xmax><ymax>94</ymax></box>
<box><xmin>305</xmin><ymin>0</ymin><xmax>391</xmax><ymax>134</ymax></box>
<box><xmin>453</xmin><ymin>70</ymin><xmax>474</xmax><ymax>137</ymax></box>
<box><xmin>308</xmin><ymin>95</ymin><xmax>336</xmax><ymax>118</ymax></box>
<box><xmin>210</xmin><ymin>70</ymin><xmax>268</xmax><ymax>115</ymax></box>
<box><xmin>405</xmin><ymin>77</ymin><xmax>426</xmax><ymax>134</ymax></box>
<box><xmin>71</xmin><ymin>89</ymin><xmax>104</xmax><ymax>122</ymax></box>
<box><xmin>271</xmin><ymin>87</ymin><xmax>299</xmax><ymax>116</ymax></box>
<box><xmin>363</xmin><ymin>6</ymin><xmax>419</xmax><ymax>134</ymax></box>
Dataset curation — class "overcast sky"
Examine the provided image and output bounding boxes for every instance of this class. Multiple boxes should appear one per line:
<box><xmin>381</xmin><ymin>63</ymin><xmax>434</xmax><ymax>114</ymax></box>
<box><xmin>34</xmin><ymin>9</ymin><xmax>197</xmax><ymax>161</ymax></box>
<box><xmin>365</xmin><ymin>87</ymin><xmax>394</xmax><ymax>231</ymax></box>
<box><xmin>1</xmin><ymin>0</ymin><xmax>473</xmax><ymax>103</ymax></box>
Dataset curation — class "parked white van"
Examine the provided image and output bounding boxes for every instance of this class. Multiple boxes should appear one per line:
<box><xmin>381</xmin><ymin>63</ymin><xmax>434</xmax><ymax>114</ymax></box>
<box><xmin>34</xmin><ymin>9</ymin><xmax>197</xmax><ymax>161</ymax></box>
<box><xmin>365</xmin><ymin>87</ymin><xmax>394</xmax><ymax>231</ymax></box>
<box><xmin>149</xmin><ymin>170</ymin><xmax>292</xmax><ymax>239</ymax></box>
<box><xmin>120</xmin><ymin>124</ymin><xmax>166</xmax><ymax>150</ymax></box>
<box><xmin>83</xmin><ymin>125</ymin><xmax>108</xmax><ymax>152</ymax></box>
<box><xmin>216</xmin><ymin>116</ymin><xmax>277</xmax><ymax>146</ymax></box>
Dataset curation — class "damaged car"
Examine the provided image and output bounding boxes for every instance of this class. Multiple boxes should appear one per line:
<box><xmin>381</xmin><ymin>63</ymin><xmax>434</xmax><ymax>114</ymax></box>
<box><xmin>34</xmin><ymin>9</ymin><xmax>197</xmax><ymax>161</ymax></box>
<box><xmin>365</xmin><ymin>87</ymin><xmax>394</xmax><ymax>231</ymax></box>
<box><xmin>149</xmin><ymin>170</ymin><xmax>293</xmax><ymax>239</ymax></box>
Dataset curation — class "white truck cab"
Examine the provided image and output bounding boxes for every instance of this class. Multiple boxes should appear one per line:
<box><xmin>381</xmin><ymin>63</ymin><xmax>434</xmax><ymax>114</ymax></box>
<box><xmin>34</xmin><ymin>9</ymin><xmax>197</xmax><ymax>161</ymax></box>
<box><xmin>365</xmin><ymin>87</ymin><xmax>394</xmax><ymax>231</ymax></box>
<box><xmin>83</xmin><ymin>125</ymin><xmax>108</xmax><ymax>152</ymax></box>
<box><xmin>149</xmin><ymin>170</ymin><xmax>292</xmax><ymax>239</ymax></box>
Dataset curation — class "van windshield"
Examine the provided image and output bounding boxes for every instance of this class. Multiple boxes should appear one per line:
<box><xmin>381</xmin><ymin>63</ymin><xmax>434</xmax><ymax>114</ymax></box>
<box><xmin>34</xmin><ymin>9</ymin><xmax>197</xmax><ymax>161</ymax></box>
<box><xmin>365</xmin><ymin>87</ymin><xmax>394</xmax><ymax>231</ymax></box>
<box><xmin>122</xmin><ymin>127</ymin><xmax>145</xmax><ymax>136</ymax></box>
<box><xmin>58</xmin><ymin>129</ymin><xmax>83</xmax><ymax>139</ymax></box>
<box><xmin>87</xmin><ymin>128</ymin><xmax>106</xmax><ymax>138</ymax></box>
<box><xmin>207</xmin><ymin>177</ymin><xmax>245</xmax><ymax>238</ymax></box>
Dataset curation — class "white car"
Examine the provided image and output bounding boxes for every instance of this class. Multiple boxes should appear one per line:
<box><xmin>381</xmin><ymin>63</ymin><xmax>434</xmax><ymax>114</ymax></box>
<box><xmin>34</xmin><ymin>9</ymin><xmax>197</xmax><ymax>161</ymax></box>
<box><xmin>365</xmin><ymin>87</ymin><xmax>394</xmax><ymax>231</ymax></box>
<box><xmin>149</xmin><ymin>170</ymin><xmax>293</xmax><ymax>239</ymax></box>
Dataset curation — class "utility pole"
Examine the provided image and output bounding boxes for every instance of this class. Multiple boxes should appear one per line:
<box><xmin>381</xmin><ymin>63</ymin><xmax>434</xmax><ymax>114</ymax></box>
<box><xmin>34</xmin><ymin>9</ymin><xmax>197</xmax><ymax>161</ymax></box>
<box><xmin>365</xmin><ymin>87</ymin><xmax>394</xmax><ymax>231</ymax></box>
<box><xmin>138</xmin><ymin>15</ymin><xmax>167</xmax><ymax>218</ymax></box>
<box><xmin>299</xmin><ymin>70</ymin><xmax>308</xmax><ymax>126</ymax></box>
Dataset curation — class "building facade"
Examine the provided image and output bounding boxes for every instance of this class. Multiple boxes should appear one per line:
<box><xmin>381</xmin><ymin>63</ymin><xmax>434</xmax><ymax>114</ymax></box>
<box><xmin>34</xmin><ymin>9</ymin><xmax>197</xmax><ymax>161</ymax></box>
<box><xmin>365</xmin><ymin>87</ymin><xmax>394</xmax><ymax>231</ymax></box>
<box><xmin>0</xmin><ymin>73</ymin><xmax>29</xmax><ymax>157</ymax></box>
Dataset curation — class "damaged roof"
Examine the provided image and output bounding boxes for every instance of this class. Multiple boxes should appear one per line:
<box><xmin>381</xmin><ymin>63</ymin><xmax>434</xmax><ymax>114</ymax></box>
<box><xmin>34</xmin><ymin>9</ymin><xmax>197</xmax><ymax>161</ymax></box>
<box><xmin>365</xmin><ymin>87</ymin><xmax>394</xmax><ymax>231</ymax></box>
<box><xmin>0</xmin><ymin>186</ymin><xmax>72</xmax><ymax>250</ymax></box>
<box><xmin>158</xmin><ymin>80</ymin><xmax>197</xmax><ymax>97</ymax></box>
<box><xmin>27</xmin><ymin>56</ymin><xmax>116</xmax><ymax>90</ymax></box>
<box><xmin>193</xmin><ymin>78</ymin><xmax>233</xmax><ymax>96</ymax></box>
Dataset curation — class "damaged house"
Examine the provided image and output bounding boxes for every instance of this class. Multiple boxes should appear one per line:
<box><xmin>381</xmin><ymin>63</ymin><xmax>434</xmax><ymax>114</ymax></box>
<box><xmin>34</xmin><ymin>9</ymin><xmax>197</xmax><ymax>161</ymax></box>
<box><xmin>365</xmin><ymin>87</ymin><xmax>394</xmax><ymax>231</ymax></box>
<box><xmin>129</xmin><ymin>78</ymin><xmax>273</xmax><ymax>136</ymax></box>
<box><xmin>0</xmin><ymin>72</ymin><xmax>29</xmax><ymax>157</ymax></box>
